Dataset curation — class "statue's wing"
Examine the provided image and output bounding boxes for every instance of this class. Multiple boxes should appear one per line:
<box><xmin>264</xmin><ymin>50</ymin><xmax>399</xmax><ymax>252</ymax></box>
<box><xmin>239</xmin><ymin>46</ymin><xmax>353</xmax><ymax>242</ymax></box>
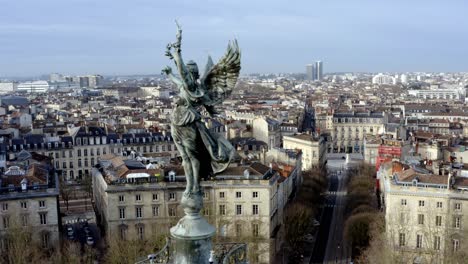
<box><xmin>201</xmin><ymin>40</ymin><xmax>241</xmax><ymax>106</ymax></box>
<box><xmin>201</xmin><ymin>55</ymin><xmax>215</xmax><ymax>80</ymax></box>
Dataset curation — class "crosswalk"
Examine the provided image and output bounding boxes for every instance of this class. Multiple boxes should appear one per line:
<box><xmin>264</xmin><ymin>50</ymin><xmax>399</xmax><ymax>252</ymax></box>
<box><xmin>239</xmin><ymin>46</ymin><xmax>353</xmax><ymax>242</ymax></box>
<box><xmin>325</xmin><ymin>191</ymin><xmax>347</xmax><ymax>196</ymax></box>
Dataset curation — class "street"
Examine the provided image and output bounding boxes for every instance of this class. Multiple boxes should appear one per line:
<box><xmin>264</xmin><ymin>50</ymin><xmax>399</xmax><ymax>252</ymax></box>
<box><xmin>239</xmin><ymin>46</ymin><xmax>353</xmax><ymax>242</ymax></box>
<box><xmin>309</xmin><ymin>172</ymin><xmax>338</xmax><ymax>263</ymax></box>
<box><xmin>323</xmin><ymin>168</ymin><xmax>350</xmax><ymax>264</ymax></box>
<box><xmin>310</xmin><ymin>159</ymin><xmax>351</xmax><ymax>264</ymax></box>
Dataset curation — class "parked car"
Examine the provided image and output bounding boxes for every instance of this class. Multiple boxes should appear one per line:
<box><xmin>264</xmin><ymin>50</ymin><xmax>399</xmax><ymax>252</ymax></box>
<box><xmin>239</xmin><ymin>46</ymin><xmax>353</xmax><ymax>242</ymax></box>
<box><xmin>313</xmin><ymin>219</ymin><xmax>320</xmax><ymax>227</ymax></box>
<box><xmin>86</xmin><ymin>236</ymin><xmax>94</xmax><ymax>246</ymax></box>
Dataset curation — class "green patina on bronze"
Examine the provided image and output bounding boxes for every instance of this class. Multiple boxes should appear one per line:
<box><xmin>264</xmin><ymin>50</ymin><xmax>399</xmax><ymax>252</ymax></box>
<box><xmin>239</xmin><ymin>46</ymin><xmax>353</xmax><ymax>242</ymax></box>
<box><xmin>163</xmin><ymin>22</ymin><xmax>241</xmax><ymax>202</ymax></box>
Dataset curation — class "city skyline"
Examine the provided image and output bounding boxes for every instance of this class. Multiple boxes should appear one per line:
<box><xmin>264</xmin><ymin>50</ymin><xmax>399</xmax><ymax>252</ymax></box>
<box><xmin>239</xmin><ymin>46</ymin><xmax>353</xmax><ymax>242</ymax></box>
<box><xmin>1</xmin><ymin>0</ymin><xmax>468</xmax><ymax>77</ymax></box>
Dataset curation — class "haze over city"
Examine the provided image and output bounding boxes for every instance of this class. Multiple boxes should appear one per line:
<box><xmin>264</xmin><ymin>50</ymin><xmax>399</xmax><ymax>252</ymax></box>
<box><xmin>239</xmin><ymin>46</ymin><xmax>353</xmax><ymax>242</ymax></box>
<box><xmin>1</xmin><ymin>0</ymin><xmax>468</xmax><ymax>77</ymax></box>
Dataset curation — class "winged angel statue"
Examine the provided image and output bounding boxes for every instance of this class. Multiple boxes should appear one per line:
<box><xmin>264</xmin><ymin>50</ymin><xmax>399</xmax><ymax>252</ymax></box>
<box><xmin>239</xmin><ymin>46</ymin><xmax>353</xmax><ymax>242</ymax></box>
<box><xmin>162</xmin><ymin>23</ymin><xmax>240</xmax><ymax>200</ymax></box>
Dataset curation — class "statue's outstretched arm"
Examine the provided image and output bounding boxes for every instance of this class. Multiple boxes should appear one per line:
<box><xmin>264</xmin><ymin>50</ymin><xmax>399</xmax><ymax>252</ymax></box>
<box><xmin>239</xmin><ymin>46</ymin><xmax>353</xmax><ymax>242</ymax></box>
<box><xmin>162</xmin><ymin>66</ymin><xmax>182</xmax><ymax>87</ymax></box>
<box><xmin>169</xmin><ymin>23</ymin><xmax>196</xmax><ymax>91</ymax></box>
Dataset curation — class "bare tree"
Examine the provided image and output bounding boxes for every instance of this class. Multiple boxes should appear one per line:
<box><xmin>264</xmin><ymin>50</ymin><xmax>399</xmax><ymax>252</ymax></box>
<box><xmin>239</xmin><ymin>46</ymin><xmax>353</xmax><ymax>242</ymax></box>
<box><xmin>59</xmin><ymin>176</ymin><xmax>73</xmax><ymax>211</ymax></box>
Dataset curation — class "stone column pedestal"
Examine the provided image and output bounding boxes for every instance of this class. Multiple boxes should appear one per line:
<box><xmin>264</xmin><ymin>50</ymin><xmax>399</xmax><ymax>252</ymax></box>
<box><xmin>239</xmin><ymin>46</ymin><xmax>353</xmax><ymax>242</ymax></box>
<box><xmin>170</xmin><ymin>193</ymin><xmax>216</xmax><ymax>264</ymax></box>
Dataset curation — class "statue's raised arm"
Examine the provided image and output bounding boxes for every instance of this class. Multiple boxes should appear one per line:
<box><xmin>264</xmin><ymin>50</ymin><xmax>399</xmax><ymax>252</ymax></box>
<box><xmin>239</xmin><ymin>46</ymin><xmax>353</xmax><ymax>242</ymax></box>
<box><xmin>165</xmin><ymin>22</ymin><xmax>197</xmax><ymax>92</ymax></box>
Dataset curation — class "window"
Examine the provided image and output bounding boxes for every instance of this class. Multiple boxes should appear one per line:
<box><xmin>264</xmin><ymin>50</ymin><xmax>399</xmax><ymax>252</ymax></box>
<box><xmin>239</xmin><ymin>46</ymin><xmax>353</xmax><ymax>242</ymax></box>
<box><xmin>219</xmin><ymin>205</ymin><xmax>226</xmax><ymax>215</ymax></box>
<box><xmin>416</xmin><ymin>234</ymin><xmax>423</xmax><ymax>248</ymax></box>
<box><xmin>169</xmin><ymin>207</ymin><xmax>176</xmax><ymax>217</ymax></box>
<box><xmin>455</xmin><ymin>203</ymin><xmax>462</xmax><ymax>211</ymax></box>
<box><xmin>436</xmin><ymin>216</ymin><xmax>442</xmax><ymax>226</ymax></box>
<box><xmin>236</xmin><ymin>192</ymin><xmax>242</xmax><ymax>198</ymax></box>
<box><xmin>152</xmin><ymin>193</ymin><xmax>159</xmax><ymax>201</ymax></box>
<box><xmin>253</xmin><ymin>192</ymin><xmax>258</xmax><ymax>198</ymax></box>
<box><xmin>2</xmin><ymin>203</ymin><xmax>7</xmax><ymax>211</ymax></box>
<box><xmin>419</xmin><ymin>200</ymin><xmax>425</xmax><ymax>207</ymax></box>
<box><xmin>203</xmin><ymin>207</ymin><xmax>211</xmax><ymax>216</ymax></box>
<box><xmin>152</xmin><ymin>206</ymin><xmax>159</xmax><ymax>217</ymax></box>
<box><xmin>434</xmin><ymin>236</ymin><xmax>441</xmax><ymax>250</ymax></box>
<box><xmin>135</xmin><ymin>194</ymin><xmax>141</xmax><ymax>201</ymax></box>
<box><xmin>119</xmin><ymin>208</ymin><xmax>126</xmax><ymax>219</ymax></box>
<box><xmin>401</xmin><ymin>199</ymin><xmax>407</xmax><ymax>206</ymax></box>
<box><xmin>62</xmin><ymin>162</ymin><xmax>67</xmax><ymax>169</ymax></box>
<box><xmin>136</xmin><ymin>207</ymin><xmax>142</xmax><ymax>218</ymax></box>
<box><xmin>41</xmin><ymin>232</ymin><xmax>50</xmax><ymax>249</ymax></box>
<box><xmin>252</xmin><ymin>204</ymin><xmax>259</xmax><ymax>215</ymax></box>
<box><xmin>137</xmin><ymin>225</ymin><xmax>144</xmax><ymax>240</ymax></box>
<box><xmin>236</xmin><ymin>223</ymin><xmax>242</xmax><ymax>237</ymax></box>
<box><xmin>219</xmin><ymin>192</ymin><xmax>225</xmax><ymax>198</ymax></box>
<box><xmin>453</xmin><ymin>239</ymin><xmax>460</xmax><ymax>252</ymax></box>
<box><xmin>437</xmin><ymin>202</ymin><xmax>443</xmax><ymax>208</ymax></box>
<box><xmin>400</xmin><ymin>212</ymin><xmax>407</xmax><ymax>224</ymax></box>
<box><xmin>78</xmin><ymin>149</ymin><xmax>81</xmax><ymax>157</ymax></box>
<box><xmin>3</xmin><ymin>217</ymin><xmax>9</xmax><ymax>229</ymax></box>
<box><xmin>78</xmin><ymin>159</ymin><xmax>82</xmax><ymax>167</ymax></box>
<box><xmin>84</xmin><ymin>149</ymin><xmax>88</xmax><ymax>156</ymax></box>
<box><xmin>39</xmin><ymin>213</ymin><xmax>47</xmax><ymax>225</ymax></box>
<box><xmin>39</xmin><ymin>200</ymin><xmax>46</xmax><ymax>208</ymax></box>
<box><xmin>454</xmin><ymin>217</ymin><xmax>461</xmax><ymax>229</ymax></box>
<box><xmin>399</xmin><ymin>233</ymin><xmax>406</xmax><ymax>247</ymax></box>
<box><xmin>119</xmin><ymin>226</ymin><xmax>127</xmax><ymax>240</ymax></box>
<box><xmin>119</xmin><ymin>195</ymin><xmax>125</xmax><ymax>202</ymax></box>
<box><xmin>169</xmin><ymin>192</ymin><xmax>176</xmax><ymax>201</ymax></box>
<box><xmin>21</xmin><ymin>215</ymin><xmax>28</xmax><ymax>226</ymax></box>
<box><xmin>418</xmin><ymin>214</ymin><xmax>425</xmax><ymax>225</ymax></box>
<box><xmin>236</xmin><ymin>204</ymin><xmax>242</xmax><ymax>215</ymax></box>
<box><xmin>252</xmin><ymin>223</ymin><xmax>259</xmax><ymax>237</ymax></box>
<box><xmin>203</xmin><ymin>192</ymin><xmax>209</xmax><ymax>199</ymax></box>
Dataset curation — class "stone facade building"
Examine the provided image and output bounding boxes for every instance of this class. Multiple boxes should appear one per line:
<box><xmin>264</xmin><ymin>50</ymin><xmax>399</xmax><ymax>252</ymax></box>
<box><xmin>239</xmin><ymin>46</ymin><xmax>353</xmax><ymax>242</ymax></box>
<box><xmin>93</xmin><ymin>151</ymin><xmax>302</xmax><ymax>264</ymax></box>
<box><xmin>379</xmin><ymin>161</ymin><xmax>468</xmax><ymax>263</ymax></box>
<box><xmin>283</xmin><ymin>133</ymin><xmax>326</xmax><ymax>171</ymax></box>
<box><xmin>0</xmin><ymin>153</ymin><xmax>60</xmax><ymax>251</ymax></box>
<box><xmin>7</xmin><ymin>126</ymin><xmax>177</xmax><ymax>180</ymax></box>
<box><xmin>330</xmin><ymin>111</ymin><xmax>385</xmax><ymax>153</ymax></box>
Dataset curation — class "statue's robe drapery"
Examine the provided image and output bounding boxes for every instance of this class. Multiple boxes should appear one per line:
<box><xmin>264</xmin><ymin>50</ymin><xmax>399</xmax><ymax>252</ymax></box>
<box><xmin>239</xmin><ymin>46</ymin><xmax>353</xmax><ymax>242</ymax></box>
<box><xmin>171</xmin><ymin>86</ymin><xmax>234</xmax><ymax>177</ymax></box>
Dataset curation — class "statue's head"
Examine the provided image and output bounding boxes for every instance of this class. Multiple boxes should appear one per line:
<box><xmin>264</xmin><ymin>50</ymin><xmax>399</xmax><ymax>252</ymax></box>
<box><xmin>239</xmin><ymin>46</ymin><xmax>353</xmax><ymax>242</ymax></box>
<box><xmin>186</xmin><ymin>60</ymin><xmax>199</xmax><ymax>80</ymax></box>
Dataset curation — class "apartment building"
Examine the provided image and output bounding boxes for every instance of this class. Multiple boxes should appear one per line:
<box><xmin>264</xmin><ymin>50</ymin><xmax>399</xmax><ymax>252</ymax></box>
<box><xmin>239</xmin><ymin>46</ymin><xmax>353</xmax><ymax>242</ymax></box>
<box><xmin>283</xmin><ymin>133</ymin><xmax>326</xmax><ymax>170</ymax></box>
<box><xmin>0</xmin><ymin>152</ymin><xmax>60</xmax><ymax>251</ymax></box>
<box><xmin>331</xmin><ymin>111</ymin><xmax>385</xmax><ymax>153</ymax></box>
<box><xmin>93</xmin><ymin>150</ymin><xmax>302</xmax><ymax>264</ymax></box>
<box><xmin>252</xmin><ymin>117</ymin><xmax>282</xmax><ymax>149</ymax></box>
<box><xmin>6</xmin><ymin>126</ymin><xmax>177</xmax><ymax>180</ymax></box>
<box><xmin>379</xmin><ymin>161</ymin><xmax>468</xmax><ymax>263</ymax></box>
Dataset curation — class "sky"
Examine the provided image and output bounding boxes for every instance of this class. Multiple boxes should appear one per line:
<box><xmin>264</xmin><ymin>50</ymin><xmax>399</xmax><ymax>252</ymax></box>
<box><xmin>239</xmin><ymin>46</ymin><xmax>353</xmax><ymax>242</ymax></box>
<box><xmin>1</xmin><ymin>0</ymin><xmax>468</xmax><ymax>77</ymax></box>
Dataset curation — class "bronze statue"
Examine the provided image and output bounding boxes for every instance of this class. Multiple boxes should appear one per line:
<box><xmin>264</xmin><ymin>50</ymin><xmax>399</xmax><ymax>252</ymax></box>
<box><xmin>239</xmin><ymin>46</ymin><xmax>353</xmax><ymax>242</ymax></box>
<box><xmin>163</xmin><ymin>22</ymin><xmax>240</xmax><ymax>200</ymax></box>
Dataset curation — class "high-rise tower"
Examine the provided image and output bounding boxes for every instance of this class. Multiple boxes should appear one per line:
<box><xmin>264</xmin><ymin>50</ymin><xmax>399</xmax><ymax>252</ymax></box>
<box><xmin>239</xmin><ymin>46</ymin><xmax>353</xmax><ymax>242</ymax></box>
<box><xmin>306</xmin><ymin>64</ymin><xmax>315</xmax><ymax>80</ymax></box>
<box><xmin>315</xmin><ymin>61</ymin><xmax>323</xmax><ymax>81</ymax></box>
